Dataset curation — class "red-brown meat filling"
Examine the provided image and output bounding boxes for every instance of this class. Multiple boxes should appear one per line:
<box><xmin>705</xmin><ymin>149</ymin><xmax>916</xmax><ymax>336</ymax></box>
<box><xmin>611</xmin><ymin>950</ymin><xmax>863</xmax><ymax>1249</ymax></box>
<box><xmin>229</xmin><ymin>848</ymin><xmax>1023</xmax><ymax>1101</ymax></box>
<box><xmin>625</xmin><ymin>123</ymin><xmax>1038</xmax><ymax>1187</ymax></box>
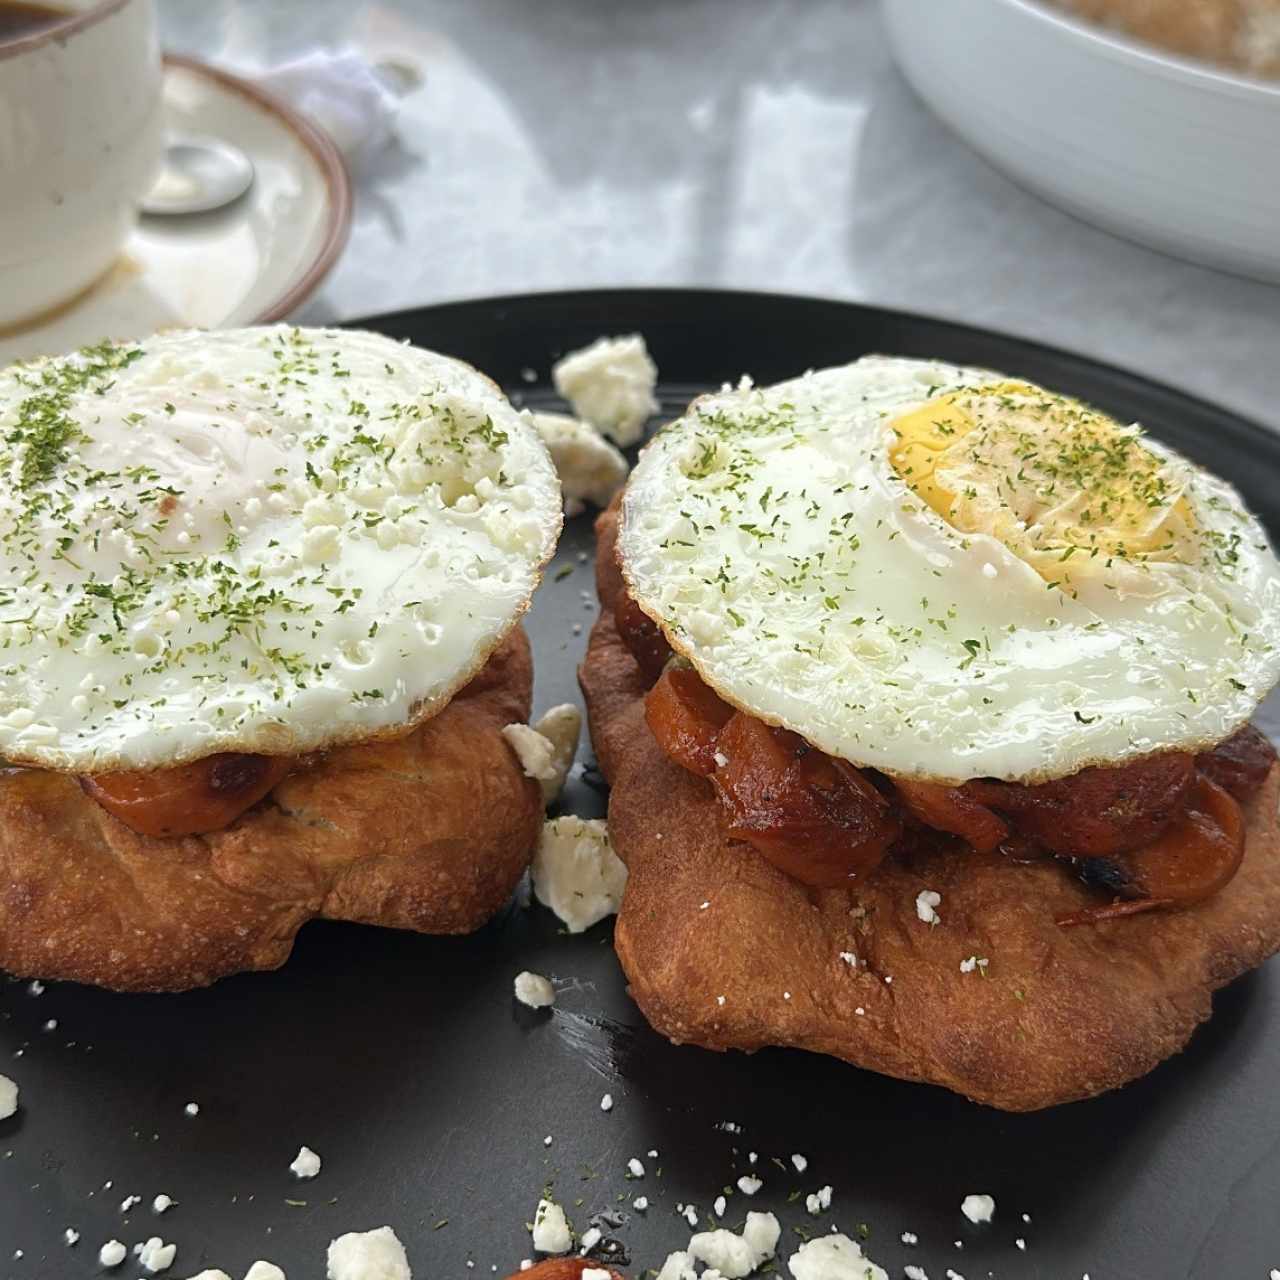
<box><xmin>81</xmin><ymin>753</ymin><xmax>297</xmax><ymax>837</ymax></box>
<box><xmin>623</xmin><ymin>590</ymin><xmax>1271</xmax><ymax>920</ymax></box>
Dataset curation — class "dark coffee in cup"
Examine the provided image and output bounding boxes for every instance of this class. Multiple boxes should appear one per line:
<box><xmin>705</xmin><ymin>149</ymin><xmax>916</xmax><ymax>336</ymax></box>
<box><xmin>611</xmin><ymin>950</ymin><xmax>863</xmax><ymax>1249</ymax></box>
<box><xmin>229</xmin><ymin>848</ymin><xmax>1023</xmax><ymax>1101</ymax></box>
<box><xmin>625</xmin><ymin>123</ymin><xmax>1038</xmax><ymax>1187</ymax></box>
<box><xmin>0</xmin><ymin>2</ymin><xmax>70</xmax><ymax>42</ymax></box>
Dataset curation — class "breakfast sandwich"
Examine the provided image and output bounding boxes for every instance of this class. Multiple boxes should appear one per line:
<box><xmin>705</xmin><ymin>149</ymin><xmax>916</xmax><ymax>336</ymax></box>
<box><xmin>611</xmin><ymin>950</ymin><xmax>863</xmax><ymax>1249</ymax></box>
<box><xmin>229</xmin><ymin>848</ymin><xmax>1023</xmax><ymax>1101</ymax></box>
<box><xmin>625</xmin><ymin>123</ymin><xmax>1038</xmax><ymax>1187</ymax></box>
<box><xmin>580</xmin><ymin>356</ymin><xmax>1280</xmax><ymax>1110</ymax></box>
<box><xmin>0</xmin><ymin>326</ymin><xmax>562</xmax><ymax>991</ymax></box>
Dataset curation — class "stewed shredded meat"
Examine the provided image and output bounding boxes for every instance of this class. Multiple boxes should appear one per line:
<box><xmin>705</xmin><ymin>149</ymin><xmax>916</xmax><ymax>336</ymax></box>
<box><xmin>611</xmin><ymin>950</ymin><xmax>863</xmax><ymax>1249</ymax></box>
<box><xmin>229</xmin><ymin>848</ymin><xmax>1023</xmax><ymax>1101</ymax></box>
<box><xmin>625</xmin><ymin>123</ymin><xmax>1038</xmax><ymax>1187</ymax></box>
<box><xmin>643</xmin><ymin>663</ymin><xmax>733</xmax><ymax>776</ymax></box>
<box><xmin>1196</xmin><ymin>723</ymin><xmax>1276</xmax><ymax>799</ymax></box>
<box><xmin>892</xmin><ymin>778</ymin><xmax>1009</xmax><ymax>854</ymax></box>
<box><xmin>711</xmin><ymin>712</ymin><xmax>902</xmax><ymax>887</ymax></box>
<box><xmin>631</xmin><ymin>590</ymin><xmax>1275</xmax><ymax>916</ymax></box>
<box><xmin>1057</xmin><ymin>772</ymin><xmax>1245</xmax><ymax>925</ymax></box>
<box><xmin>81</xmin><ymin>753</ymin><xmax>295</xmax><ymax>837</ymax></box>
<box><xmin>961</xmin><ymin>753</ymin><xmax>1195</xmax><ymax>857</ymax></box>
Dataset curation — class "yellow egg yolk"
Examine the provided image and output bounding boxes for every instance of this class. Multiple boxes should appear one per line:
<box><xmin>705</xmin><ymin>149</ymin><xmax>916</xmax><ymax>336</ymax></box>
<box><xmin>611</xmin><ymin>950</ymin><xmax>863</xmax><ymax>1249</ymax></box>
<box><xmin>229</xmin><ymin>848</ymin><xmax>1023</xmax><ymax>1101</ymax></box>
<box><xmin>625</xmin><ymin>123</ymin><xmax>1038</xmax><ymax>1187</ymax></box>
<box><xmin>888</xmin><ymin>382</ymin><xmax>1197</xmax><ymax>585</ymax></box>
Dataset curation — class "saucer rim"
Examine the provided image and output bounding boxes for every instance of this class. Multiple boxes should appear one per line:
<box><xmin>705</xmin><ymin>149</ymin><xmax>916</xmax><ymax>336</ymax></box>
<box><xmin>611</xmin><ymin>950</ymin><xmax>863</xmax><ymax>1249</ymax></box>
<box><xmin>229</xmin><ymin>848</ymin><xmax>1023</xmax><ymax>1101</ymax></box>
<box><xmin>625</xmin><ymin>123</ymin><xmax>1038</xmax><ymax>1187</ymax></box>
<box><xmin>161</xmin><ymin>50</ymin><xmax>354</xmax><ymax>324</ymax></box>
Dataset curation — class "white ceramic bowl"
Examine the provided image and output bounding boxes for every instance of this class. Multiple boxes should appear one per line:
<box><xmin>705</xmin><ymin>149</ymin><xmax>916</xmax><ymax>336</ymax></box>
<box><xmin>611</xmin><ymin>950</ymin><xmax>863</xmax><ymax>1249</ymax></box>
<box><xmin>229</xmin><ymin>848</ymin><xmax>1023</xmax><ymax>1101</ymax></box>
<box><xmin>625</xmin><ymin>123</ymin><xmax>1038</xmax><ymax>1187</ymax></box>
<box><xmin>882</xmin><ymin>0</ymin><xmax>1280</xmax><ymax>284</ymax></box>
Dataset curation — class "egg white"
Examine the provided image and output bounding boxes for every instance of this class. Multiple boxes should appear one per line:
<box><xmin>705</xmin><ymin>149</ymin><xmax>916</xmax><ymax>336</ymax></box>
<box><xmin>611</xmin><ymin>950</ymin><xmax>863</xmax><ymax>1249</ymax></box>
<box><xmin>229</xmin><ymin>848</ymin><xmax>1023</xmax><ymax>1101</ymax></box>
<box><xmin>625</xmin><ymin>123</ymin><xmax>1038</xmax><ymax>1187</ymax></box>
<box><xmin>0</xmin><ymin>326</ymin><xmax>561</xmax><ymax>772</ymax></box>
<box><xmin>619</xmin><ymin>356</ymin><xmax>1280</xmax><ymax>783</ymax></box>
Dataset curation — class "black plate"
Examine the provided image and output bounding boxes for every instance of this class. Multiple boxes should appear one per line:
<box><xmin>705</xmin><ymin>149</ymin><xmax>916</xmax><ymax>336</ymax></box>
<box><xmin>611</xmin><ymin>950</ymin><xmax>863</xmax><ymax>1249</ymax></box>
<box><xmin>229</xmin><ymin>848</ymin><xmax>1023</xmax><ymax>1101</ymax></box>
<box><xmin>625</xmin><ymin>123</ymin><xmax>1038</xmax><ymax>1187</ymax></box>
<box><xmin>3</xmin><ymin>290</ymin><xmax>1279</xmax><ymax>1280</ymax></box>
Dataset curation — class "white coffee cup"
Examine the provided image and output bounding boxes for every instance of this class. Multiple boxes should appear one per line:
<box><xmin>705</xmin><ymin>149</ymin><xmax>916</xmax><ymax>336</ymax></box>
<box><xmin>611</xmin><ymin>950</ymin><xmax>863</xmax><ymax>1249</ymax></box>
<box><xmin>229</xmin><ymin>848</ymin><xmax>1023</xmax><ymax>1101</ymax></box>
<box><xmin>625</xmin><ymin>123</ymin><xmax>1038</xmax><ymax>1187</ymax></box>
<box><xmin>0</xmin><ymin>0</ymin><xmax>164</xmax><ymax>330</ymax></box>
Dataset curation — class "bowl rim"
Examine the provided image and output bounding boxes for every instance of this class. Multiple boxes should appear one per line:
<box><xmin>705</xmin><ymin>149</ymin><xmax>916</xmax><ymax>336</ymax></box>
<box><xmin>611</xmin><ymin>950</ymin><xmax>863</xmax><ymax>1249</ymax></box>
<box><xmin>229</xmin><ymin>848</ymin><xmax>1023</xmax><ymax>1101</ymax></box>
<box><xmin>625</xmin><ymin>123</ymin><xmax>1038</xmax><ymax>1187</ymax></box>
<box><xmin>0</xmin><ymin>0</ymin><xmax>131</xmax><ymax>64</ymax></box>
<box><xmin>988</xmin><ymin>0</ymin><xmax>1280</xmax><ymax>100</ymax></box>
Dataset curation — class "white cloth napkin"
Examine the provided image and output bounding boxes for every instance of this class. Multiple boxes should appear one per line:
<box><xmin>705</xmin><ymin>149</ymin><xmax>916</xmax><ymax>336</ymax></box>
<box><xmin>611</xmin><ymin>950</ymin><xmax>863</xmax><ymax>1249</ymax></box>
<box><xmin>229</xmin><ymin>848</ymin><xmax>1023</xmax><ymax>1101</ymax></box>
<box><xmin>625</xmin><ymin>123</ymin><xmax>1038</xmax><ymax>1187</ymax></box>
<box><xmin>254</xmin><ymin>49</ymin><xmax>407</xmax><ymax>168</ymax></box>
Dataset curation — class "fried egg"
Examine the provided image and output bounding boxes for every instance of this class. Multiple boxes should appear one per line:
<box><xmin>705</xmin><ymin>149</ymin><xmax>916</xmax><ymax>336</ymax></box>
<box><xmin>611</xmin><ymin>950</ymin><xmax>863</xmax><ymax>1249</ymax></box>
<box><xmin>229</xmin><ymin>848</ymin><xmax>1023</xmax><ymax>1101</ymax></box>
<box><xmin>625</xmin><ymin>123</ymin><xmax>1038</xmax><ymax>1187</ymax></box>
<box><xmin>0</xmin><ymin>327</ymin><xmax>561</xmax><ymax>771</ymax></box>
<box><xmin>619</xmin><ymin>356</ymin><xmax>1280</xmax><ymax>783</ymax></box>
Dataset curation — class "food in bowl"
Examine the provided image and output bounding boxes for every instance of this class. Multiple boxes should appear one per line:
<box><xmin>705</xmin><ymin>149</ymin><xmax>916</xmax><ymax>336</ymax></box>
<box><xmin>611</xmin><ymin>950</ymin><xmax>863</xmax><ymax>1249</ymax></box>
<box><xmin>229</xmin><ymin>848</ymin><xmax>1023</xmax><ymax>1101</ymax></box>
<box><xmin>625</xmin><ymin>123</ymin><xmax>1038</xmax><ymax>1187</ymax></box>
<box><xmin>1049</xmin><ymin>0</ymin><xmax>1280</xmax><ymax>77</ymax></box>
<box><xmin>0</xmin><ymin>326</ymin><xmax>562</xmax><ymax>991</ymax></box>
<box><xmin>580</xmin><ymin>355</ymin><xmax>1280</xmax><ymax>1109</ymax></box>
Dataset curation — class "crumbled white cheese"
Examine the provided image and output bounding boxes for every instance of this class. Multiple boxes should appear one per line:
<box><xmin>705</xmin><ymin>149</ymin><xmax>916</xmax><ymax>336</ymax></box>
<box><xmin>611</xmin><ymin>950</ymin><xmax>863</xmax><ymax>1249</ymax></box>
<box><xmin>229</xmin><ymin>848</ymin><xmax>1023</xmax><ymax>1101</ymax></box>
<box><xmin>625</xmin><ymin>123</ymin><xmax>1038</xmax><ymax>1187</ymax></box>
<box><xmin>838</xmin><ymin>953</ymin><xmax>855</xmax><ymax>968</ymax></box>
<box><xmin>530</xmin><ymin>412</ymin><xmax>629</xmax><ymax>516</ymax></box>
<box><xmin>600</xmin><ymin>1093</ymin><xmax>614</xmax><ymax>1112</ymax></box>
<box><xmin>326</xmin><ymin>1226</ymin><xmax>411</xmax><ymax>1280</ymax></box>
<box><xmin>544</xmin><ymin>1135</ymin><xmax>553</xmax><ymax>1146</ymax></box>
<box><xmin>514</xmin><ymin>971</ymin><xmax>556</xmax><ymax>1009</ymax></box>
<box><xmin>713</xmin><ymin>1196</ymin><xmax>727</xmax><ymax>1217</ymax></box>
<box><xmin>627</xmin><ymin>1157</ymin><xmax>645</xmax><ymax>1178</ymax></box>
<box><xmin>0</xmin><ymin>1074</ymin><xmax>17</xmax><ymax>1120</ymax></box>
<box><xmin>503</xmin><ymin>703</ymin><xmax>582</xmax><ymax>805</ymax></box>
<box><xmin>182</xmin><ymin>1272</ymin><xmax>232</xmax><ymax>1280</ymax></box>
<box><xmin>27</xmin><ymin>980</ymin><xmax>43</xmax><ymax>996</ymax></box>
<box><xmin>736</xmin><ymin>1175</ymin><xmax>762</xmax><ymax>1196</ymax></box>
<box><xmin>805</xmin><ymin>1186</ymin><xmax>833</xmax><ymax>1215</ymax></box>
<box><xmin>531</xmin><ymin>1199</ymin><xmax>572</xmax><ymax>1254</ymax></box>
<box><xmin>63</xmin><ymin>1229</ymin><xmax>80</xmax><ymax>1246</ymax></box>
<box><xmin>244</xmin><ymin>1264</ymin><xmax>286</xmax><ymax>1280</ymax></box>
<box><xmin>152</xmin><ymin>1195</ymin><xmax>174</xmax><ymax>1214</ymax></box>
<box><xmin>552</xmin><ymin>335</ymin><xmax>658</xmax><ymax>447</ymax></box>
<box><xmin>945</xmin><ymin>1271</ymin><xmax>966</xmax><ymax>1280</ymax></box>
<box><xmin>958</xmin><ymin>957</ymin><xmax>988</xmax><ymax>975</ymax></box>
<box><xmin>503</xmin><ymin>723</ymin><xmax>560</xmax><ymax>785</ymax></box>
<box><xmin>682</xmin><ymin>1205</ymin><xmax>699</xmax><ymax>1228</ymax></box>
<box><xmin>788</xmin><ymin>1235</ymin><xmax>888</xmax><ymax>1280</ymax></box>
<box><xmin>655</xmin><ymin>1251</ymin><xmax>696</xmax><ymax>1280</ymax></box>
<box><xmin>791</xmin><ymin>1154</ymin><xmax>808</xmax><ymax>1173</ymax></box>
<box><xmin>915</xmin><ymin>889</ymin><xmax>941</xmax><ymax>924</ymax></box>
<box><xmin>900</xmin><ymin>1232</ymin><xmax>918</xmax><ymax>1246</ymax></box>
<box><xmin>904</xmin><ymin>1267</ymin><xmax>929</xmax><ymax>1280</ymax></box>
<box><xmin>290</xmin><ymin>1146</ymin><xmax>322</xmax><ymax>1179</ymax></box>
<box><xmin>1015</xmin><ymin>1238</ymin><xmax>1026</xmax><ymax>1251</ymax></box>
<box><xmin>120</xmin><ymin>1195</ymin><xmax>141</xmax><ymax>1213</ymax></box>
<box><xmin>533</xmin><ymin>704</ymin><xmax>581</xmax><ymax>803</ymax></box>
<box><xmin>960</xmin><ymin>1194</ymin><xmax>995</xmax><ymax>1224</ymax></box>
<box><xmin>532</xmin><ymin>817</ymin><xmax>627</xmax><ymax>932</ymax></box>
<box><xmin>184</xmin><ymin>1102</ymin><xmax>200</xmax><ymax>1117</ymax></box>
<box><xmin>689</xmin><ymin>1211</ymin><xmax>780</xmax><ymax>1279</ymax></box>
<box><xmin>633</xmin><ymin>1197</ymin><xmax>649</xmax><ymax>1212</ymax></box>
<box><xmin>137</xmin><ymin>1237</ymin><xmax>177</xmax><ymax>1274</ymax></box>
<box><xmin>579</xmin><ymin>1227</ymin><xmax>602</xmax><ymax>1253</ymax></box>
<box><xmin>582</xmin><ymin>1270</ymin><xmax>612</xmax><ymax>1280</ymax></box>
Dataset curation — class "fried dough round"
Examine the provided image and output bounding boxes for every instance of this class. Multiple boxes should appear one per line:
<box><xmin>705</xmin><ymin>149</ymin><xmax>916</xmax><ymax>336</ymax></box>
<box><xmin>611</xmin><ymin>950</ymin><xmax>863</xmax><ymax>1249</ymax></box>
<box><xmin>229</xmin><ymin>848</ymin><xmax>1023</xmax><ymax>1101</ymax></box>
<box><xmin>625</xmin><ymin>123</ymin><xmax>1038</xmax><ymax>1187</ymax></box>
<box><xmin>0</xmin><ymin>628</ymin><xmax>542</xmax><ymax>993</ymax></box>
<box><xmin>581</xmin><ymin>504</ymin><xmax>1280</xmax><ymax>1111</ymax></box>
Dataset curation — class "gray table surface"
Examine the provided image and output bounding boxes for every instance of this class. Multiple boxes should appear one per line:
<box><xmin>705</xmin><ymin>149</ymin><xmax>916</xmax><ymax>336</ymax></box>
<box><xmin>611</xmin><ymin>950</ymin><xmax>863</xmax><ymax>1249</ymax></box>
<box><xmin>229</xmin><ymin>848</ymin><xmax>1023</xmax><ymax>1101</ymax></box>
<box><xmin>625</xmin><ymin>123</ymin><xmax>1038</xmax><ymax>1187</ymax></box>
<box><xmin>160</xmin><ymin>0</ymin><xmax>1280</xmax><ymax>430</ymax></box>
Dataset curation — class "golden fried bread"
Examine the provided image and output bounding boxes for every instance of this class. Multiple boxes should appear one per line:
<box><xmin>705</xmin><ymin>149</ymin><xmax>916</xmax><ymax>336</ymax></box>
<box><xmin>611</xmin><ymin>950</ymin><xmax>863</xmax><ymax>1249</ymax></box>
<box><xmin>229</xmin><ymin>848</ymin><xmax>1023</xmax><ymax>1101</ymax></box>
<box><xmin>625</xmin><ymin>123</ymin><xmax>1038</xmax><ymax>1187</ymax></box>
<box><xmin>0</xmin><ymin>629</ymin><xmax>541</xmax><ymax>992</ymax></box>
<box><xmin>582</xmin><ymin>504</ymin><xmax>1280</xmax><ymax>1110</ymax></box>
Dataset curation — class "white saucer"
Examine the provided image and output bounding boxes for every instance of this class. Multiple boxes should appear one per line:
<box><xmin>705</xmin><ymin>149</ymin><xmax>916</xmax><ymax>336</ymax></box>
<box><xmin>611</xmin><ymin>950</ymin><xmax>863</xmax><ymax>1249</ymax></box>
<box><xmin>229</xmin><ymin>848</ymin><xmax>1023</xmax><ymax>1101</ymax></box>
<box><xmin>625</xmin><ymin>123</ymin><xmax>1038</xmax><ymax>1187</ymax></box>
<box><xmin>0</xmin><ymin>54</ymin><xmax>352</xmax><ymax>366</ymax></box>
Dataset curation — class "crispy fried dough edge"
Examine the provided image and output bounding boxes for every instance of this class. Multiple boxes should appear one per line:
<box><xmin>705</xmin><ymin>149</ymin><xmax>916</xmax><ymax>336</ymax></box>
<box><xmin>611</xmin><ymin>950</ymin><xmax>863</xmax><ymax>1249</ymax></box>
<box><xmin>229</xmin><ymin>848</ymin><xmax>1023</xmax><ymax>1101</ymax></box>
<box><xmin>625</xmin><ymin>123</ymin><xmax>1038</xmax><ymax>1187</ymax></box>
<box><xmin>0</xmin><ymin>627</ymin><xmax>542</xmax><ymax>993</ymax></box>
<box><xmin>582</xmin><ymin>503</ymin><xmax>1280</xmax><ymax>1111</ymax></box>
